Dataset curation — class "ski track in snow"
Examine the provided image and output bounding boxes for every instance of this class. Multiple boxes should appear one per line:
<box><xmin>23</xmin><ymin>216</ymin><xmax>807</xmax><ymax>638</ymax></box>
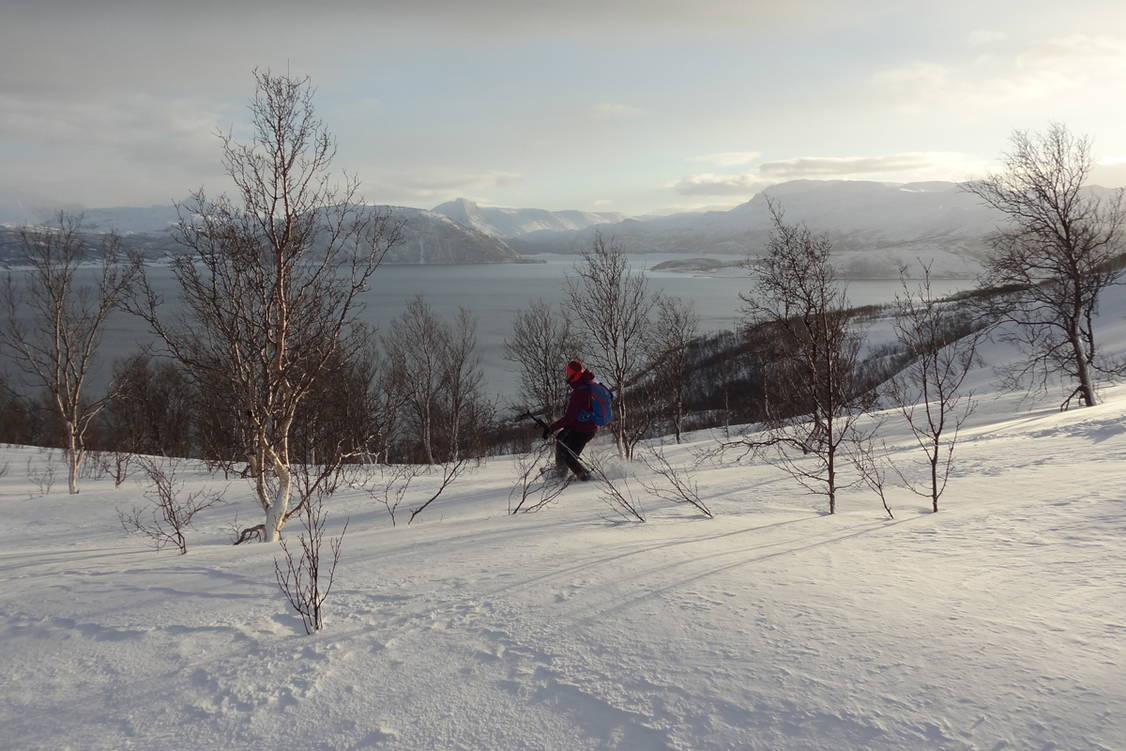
<box><xmin>3</xmin><ymin>315</ymin><xmax>1126</xmax><ymax>748</ymax></box>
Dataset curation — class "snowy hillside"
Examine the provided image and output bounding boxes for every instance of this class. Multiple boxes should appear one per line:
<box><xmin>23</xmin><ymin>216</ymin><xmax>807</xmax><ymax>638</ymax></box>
<box><xmin>1</xmin><ymin>274</ymin><xmax>1125</xmax><ymax>751</ymax></box>
<box><xmin>379</xmin><ymin>206</ymin><xmax>521</xmax><ymax>264</ymax></box>
<box><xmin>433</xmin><ymin>197</ymin><xmax>624</xmax><ymax>239</ymax></box>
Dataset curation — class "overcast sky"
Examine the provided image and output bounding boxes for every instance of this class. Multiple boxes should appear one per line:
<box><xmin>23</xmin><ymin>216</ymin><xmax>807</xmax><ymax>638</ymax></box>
<box><xmin>3</xmin><ymin>0</ymin><xmax>1126</xmax><ymax>216</ymax></box>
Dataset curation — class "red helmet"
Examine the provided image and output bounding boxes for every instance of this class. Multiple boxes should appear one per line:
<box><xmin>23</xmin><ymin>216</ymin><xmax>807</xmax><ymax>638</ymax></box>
<box><xmin>564</xmin><ymin>359</ymin><xmax>585</xmax><ymax>383</ymax></box>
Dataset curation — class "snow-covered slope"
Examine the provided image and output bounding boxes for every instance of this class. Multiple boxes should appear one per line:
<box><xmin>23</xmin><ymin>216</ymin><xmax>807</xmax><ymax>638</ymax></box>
<box><xmin>433</xmin><ymin>197</ymin><xmax>624</xmax><ymax>239</ymax></box>
<box><xmin>1</xmin><ymin>269</ymin><xmax>1125</xmax><ymax>751</ymax></box>
<box><xmin>380</xmin><ymin>206</ymin><xmax>521</xmax><ymax>264</ymax></box>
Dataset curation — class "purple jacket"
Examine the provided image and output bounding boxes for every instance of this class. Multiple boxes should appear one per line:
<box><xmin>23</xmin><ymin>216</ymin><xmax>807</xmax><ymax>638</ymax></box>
<box><xmin>549</xmin><ymin>369</ymin><xmax>599</xmax><ymax>435</ymax></box>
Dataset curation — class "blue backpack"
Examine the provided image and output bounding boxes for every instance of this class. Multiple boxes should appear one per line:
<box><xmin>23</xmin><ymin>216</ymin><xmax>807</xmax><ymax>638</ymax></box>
<box><xmin>576</xmin><ymin>383</ymin><xmax>613</xmax><ymax>427</ymax></box>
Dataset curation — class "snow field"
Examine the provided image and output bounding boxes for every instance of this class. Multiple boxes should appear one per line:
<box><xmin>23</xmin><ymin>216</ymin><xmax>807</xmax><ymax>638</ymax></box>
<box><xmin>2</xmin><ymin>305</ymin><xmax>1126</xmax><ymax>749</ymax></box>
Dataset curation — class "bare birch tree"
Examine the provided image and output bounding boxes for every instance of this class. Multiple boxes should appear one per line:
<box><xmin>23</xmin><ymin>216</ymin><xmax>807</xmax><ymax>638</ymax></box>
<box><xmin>565</xmin><ymin>233</ymin><xmax>658</xmax><ymax>458</ymax></box>
<box><xmin>103</xmin><ymin>354</ymin><xmax>196</xmax><ymax>458</ymax></box>
<box><xmin>0</xmin><ymin>213</ymin><xmax>138</xmax><ymax>494</ymax></box>
<box><xmin>385</xmin><ymin>300</ymin><xmax>490</xmax><ymax>463</ymax></box>
<box><xmin>504</xmin><ymin>299</ymin><xmax>581</xmax><ymax>419</ymax></box>
<box><xmin>384</xmin><ymin>296</ymin><xmax>447</xmax><ymax>464</ymax></box>
<box><xmin>368</xmin><ymin>351</ymin><xmax>411</xmax><ymax>463</ymax></box>
<box><xmin>441</xmin><ymin>308</ymin><xmax>490</xmax><ymax>462</ymax></box>
<box><xmin>888</xmin><ymin>265</ymin><xmax>982</xmax><ymax>512</ymax></box>
<box><xmin>128</xmin><ymin>70</ymin><xmax>400</xmax><ymax>542</ymax></box>
<box><xmin>289</xmin><ymin>338</ymin><xmax>382</xmax><ymax>503</ymax></box>
<box><xmin>965</xmin><ymin>123</ymin><xmax>1125</xmax><ymax>409</ymax></box>
<box><xmin>737</xmin><ymin>203</ymin><xmax>868</xmax><ymax>514</ymax></box>
<box><xmin>649</xmin><ymin>296</ymin><xmax>699</xmax><ymax>443</ymax></box>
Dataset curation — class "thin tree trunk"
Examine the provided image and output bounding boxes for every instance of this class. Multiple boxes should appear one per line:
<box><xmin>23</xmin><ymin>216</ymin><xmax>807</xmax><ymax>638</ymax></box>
<box><xmin>67</xmin><ymin>427</ymin><xmax>80</xmax><ymax>495</ymax></box>
<box><xmin>614</xmin><ymin>388</ymin><xmax>627</xmax><ymax>458</ymax></box>
<box><xmin>265</xmin><ymin>453</ymin><xmax>294</xmax><ymax>542</ymax></box>
<box><xmin>674</xmin><ymin>392</ymin><xmax>683</xmax><ymax>444</ymax></box>
<box><xmin>1071</xmin><ymin>320</ymin><xmax>1097</xmax><ymax>407</ymax></box>
<box><xmin>423</xmin><ymin>399</ymin><xmax>435</xmax><ymax>465</ymax></box>
<box><xmin>930</xmin><ymin>440</ymin><xmax>940</xmax><ymax>513</ymax></box>
<box><xmin>826</xmin><ymin>435</ymin><xmax>836</xmax><ymax>514</ymax></box>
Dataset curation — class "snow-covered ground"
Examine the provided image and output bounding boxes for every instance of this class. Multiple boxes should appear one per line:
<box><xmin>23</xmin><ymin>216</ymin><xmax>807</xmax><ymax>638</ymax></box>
<box><xmin>2</xmin><ymin>301</ymin><xmax>1126</xmax><ymax>750</ymax></box>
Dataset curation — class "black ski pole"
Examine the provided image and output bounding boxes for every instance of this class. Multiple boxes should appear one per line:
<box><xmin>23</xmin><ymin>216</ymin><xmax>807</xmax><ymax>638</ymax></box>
<box><xmin>515</xmin><ymin>411</ymin><xmax>590</xmax><ymax>474</ymax></box>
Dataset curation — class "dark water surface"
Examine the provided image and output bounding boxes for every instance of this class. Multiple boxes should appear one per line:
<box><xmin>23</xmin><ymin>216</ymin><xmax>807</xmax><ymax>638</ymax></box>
<box><xmin>3</xmin><ymin>253</ymin><xmax>973</xmax><ymax>403</ymax></box>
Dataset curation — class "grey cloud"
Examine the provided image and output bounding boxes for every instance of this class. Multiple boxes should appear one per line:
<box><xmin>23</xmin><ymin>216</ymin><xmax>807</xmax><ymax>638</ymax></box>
<box><xmin>1017</xmin><ymin>34</ymin><xmax>1126</xmax><ymax>70</ymax></box>
<box><xmin>590</xmin><ymin>103</ymin><xmax>645</xmax><ymax>119</ymax></box>
<box><xmin>967</xmin><ymin>29</ymin><xmax>1007</xmax><ymax>46</ymax></box>
<box><xmin>1</xmin><ymin>0</ymin><xmax>846</xmax><ymax>51</ymax></box>
<box><xmin>673</xmin><ymin>152</ymin><xmax>974</xmax><ymax>197</ymax></box>
<box><xmin>394</xmin><ymin>171</ymin><xmax>522</xmax><ymax>191</ymax></box>
<box><xmin>1090</xmin><ymin>162</ymin><xmax>1126</xmax><ymax>188</ymax></box>
<box><xmin>0</xmin><ymin>83</ymin><xmax>233</xmax><ymax>206</ymax></box>
<box><xmin>759</xmin><ymin>155</ymin><xmax>934</xmax><ymax>178</ymax></box>
<box><xmin>0</xmin><ymin>92</ymin><xmax>225</xmax><ymax>169</ymax></box>
<box><xmin>691</xmin><ymin>152</ymin><xmax>761</xmax><ymax>167</ymax></box>
<box><xmin>673</xmin><ymin>174</ymin><xmax>765</xmax><ymax>196</ymax></box>
<box><xmin>365</xmin><ymin>170</ymin><xmax>523</xmax><ymax>202</ymax></box>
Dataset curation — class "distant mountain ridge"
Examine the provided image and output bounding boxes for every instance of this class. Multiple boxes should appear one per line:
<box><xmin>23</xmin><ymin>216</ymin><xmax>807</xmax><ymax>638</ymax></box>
<box><xmin>432</xmin><ymin>198</ymin><xmax>623</xmax><ymax>239</ymax></box>
<box><xmin>73</xmin><ymin>205</ymin><xmax>183</xmax><ymax>234</ymax></box>
<box><xmin>506</xmin><ymin>180</ymin><xmax>1015</xmax><ymax>278</ymax></box>
<box><xmin>8</xmin><ymin>181</ymin><xmax>1120</xmax><ymax>275</ymax></box>
<box><xmin>0</xmin><ymin>204</ymin><xmax>521</xmax><ymax>266</ymax></box>
<box><xmin>380</xmin><ymin>206</ymin><xmax>519</xmax><ymax>264</ymax></box>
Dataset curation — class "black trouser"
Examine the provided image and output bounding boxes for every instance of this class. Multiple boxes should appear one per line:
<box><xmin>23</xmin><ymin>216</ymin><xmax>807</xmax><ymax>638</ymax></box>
<box><xmin>555</xmin><ymin>428</ymin><xmax>594</xmax><ymax>479</ymax></box>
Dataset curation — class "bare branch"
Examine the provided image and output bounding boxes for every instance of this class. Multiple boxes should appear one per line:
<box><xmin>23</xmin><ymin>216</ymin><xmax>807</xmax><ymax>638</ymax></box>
<box><xmin>964</xmin><ymin>123</ymin><xmax>1125</xmax><ymax>408</ymax></box>
<box><xmin>408</xmin><ymin>458</ymin><xmax>469</xmax><ymax>524</ymax></box>
<box><xmin>734</xmin><ymin>200</ymin><xmax>869</xmax><ymax>514</ymax></box>
<box><xmin>274</xmin><ymin>491</ymin><xmax>347</xmax><ymax>634</ymax></box>
<box><xmin>638</xmin><ymin>445</ymin><xmax>713</xmax><ymax>518</ymax></box>
<box><xmin>119</xmin><ymin>458</ymin><xmax>225</xmax><ymax>554</ymax></box>
<box><xmin>123</xmin><ymin>70</ymin><xmax>401</xmax><ymax>541</ymax></box>
<box><xmin>0</xmin><ymin>214</ymin><xmax>139</xmax><ymax>494</ymax></box>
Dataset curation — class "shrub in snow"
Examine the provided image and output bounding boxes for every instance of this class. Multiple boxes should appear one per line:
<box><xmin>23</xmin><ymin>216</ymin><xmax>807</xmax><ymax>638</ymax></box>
<box><xmin>508</xmin><ymin>445</ymin><xmax>570</xmax><ymax>514</ymax></box>
<box><xmin>637</xmin><ymin>446</ymin><xmax>712</xmax><ymax>518</ymax></box>
<box><xmin>274</xmin><ymin>491</ymin><xmax>347</xmax><ymax>635</ymax></box>
<box><xmin>362</xmin><ymin>463</ymin><xmax>423</xmax><ymax>526</ymax></box>
<box><xmin>26</xmin><ymin>454</ymin><xmax>57</xmax><ymax>497</ymax></box>
<box><xmin>118</xmin><ymin>458</ymin><xmax>224</xmax><ymax>555</ymax></box>
<box><xmin>887</xmin><ymin>265</ymin><xmax>981</xmax><ymax>513</ymax></box>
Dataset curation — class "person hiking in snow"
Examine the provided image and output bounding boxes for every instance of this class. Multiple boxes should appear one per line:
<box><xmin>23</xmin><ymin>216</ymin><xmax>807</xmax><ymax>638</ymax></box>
<box><xmin>543</xmin><ymin>359</ymin><xmax>603</xmax><ymax>481</ymax></box>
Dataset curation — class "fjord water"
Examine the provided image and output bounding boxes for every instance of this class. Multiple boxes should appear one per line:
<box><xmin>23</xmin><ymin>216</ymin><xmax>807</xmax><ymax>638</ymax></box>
<box><xmin>4</xmin><ymin>254</ymin><xmax>973</xmax><ymax>403</ymax></box>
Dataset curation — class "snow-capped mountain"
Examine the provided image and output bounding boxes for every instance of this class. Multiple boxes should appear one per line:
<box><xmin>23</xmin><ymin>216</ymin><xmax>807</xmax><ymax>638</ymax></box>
<box><xmin>1</xmin><ymin>205</ymin><xmax>522</xmax><ymax>265</ymax></box>
<box><xmin>7</xmin><ymin>181</ymin><xmax>1120</xmax><ymax>274</ymax></box>
<box><xmin>432</xmin><ymin>198</ymin><xmax>623</xmax><ymax>239</ymax></box>
<box><xmin>380</xmin><ymin>206</ymin><xmax>520</xmax><ymax>264</ymax></box>
<box><xmin>507</xmin><ymin>180</ymin><xmax>1009</xmax><ymax>277</ymax></box>
<box><xmin>54</xmin><ymin>204</ymin><xmax>183</xmax><ymax>234</ymax></box>
<box><xmin>0</xmin><ymin>191</ymin><xmax>187</xmax><ymax>234</ymax></box>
